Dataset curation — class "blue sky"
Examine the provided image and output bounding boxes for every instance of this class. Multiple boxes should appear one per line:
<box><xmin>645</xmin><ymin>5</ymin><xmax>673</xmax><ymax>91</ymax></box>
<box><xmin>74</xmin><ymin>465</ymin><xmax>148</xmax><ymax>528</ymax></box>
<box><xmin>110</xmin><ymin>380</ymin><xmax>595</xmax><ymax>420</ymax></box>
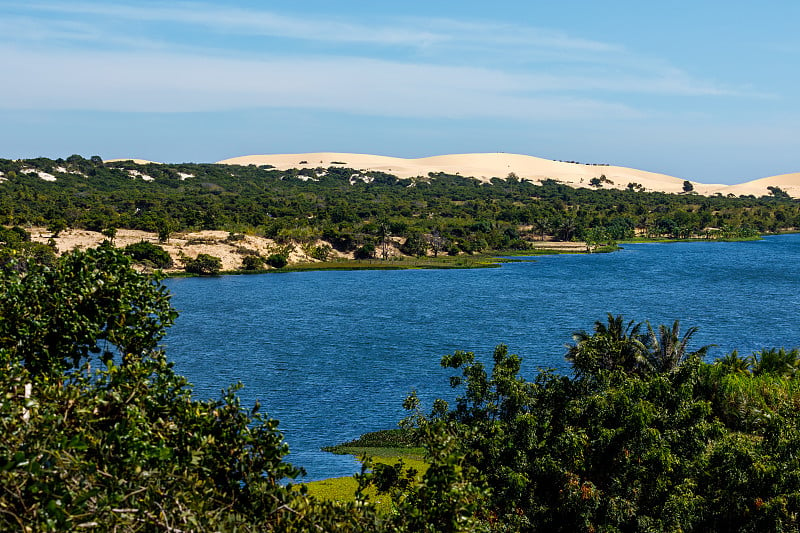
<box><xmin>0</xmin><ymin>1</ymin><xmax>797</xmax><ymax>183</ymax></box>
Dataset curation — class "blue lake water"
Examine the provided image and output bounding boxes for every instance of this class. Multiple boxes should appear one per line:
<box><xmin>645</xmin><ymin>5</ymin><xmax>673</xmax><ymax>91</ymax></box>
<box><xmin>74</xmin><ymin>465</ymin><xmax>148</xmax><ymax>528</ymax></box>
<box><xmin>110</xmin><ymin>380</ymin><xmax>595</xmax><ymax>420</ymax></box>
<box><xmin>163</xmin><ymin>234</ymin><xmax>800</xmax><ymax>481</ymax></box>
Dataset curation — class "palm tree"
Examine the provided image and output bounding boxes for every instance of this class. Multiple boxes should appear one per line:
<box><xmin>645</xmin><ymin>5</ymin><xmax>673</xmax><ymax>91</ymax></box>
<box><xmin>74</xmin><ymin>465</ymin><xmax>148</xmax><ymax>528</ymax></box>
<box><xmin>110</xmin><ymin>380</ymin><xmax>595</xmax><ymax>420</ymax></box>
<box><xmin>716</xmin><ymin>350</ymin><xmax>750</xmax><ymax>374</ymax></box>
<box><xmin>566</xmin><ymin>314</ymin><xmax>648</xmax><ymax>378</ymax></box>
<box><xmin>749</xmin><ymin>348</ymin><xmax>800</xmax><ymax>377</ymax></box>
<box><xmin>646</xmin><ymin>320</ymin><xmax>712</xmax><ymax>374</ymax></box>
<box><xmin>556</xmin><ymin>217</ymin><xmax>577</xmax><ymax>242</ymax></box>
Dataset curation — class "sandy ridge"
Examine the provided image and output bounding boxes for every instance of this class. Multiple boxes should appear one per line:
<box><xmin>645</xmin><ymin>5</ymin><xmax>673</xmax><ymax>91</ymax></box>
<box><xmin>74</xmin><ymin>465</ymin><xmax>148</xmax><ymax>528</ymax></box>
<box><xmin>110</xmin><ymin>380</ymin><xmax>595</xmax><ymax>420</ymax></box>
<box><xmin>215</xmin><ymin>152</ymin><xmax>800</xmax><ymax>199</ymax></box>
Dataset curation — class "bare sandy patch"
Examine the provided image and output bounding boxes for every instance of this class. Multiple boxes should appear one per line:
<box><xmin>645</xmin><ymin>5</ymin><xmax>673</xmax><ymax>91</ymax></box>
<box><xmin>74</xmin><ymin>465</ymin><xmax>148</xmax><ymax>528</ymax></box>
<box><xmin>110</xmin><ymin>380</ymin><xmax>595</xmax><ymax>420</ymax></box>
<box><xmin>29</xmin><ymin>228</ymin><xmax>324</xmax><ymax>273</ymax></box>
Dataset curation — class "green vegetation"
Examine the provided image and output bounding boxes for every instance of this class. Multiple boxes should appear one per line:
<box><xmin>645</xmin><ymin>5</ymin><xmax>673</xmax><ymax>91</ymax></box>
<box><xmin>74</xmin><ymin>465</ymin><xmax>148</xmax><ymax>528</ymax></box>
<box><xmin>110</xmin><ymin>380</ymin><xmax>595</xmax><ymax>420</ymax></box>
<box><xmin>307</xmin><ymin>431</ymin><xmax>427</xmax><ymax>512</ymax></box>
<box><xmin>0</xmin><ymin>247</ymin><xmax>382</xmax><ymax>531</ymax></box>
<box><xmin>0</xmin><ymin>155</ymin><xmax>797</xmax><ymax>266</ymax></box>
<box><xmin>3</xmin><ymin>155</ymin><xmax>800</xmax><ymax>529</ymax></box>
<box><xmin>2</xmin><ymin>247</ymin><xmax>800</xmax><ymax>530</ymax></box>
<box><xmin>354</xmin><ymin>316</ymin><xmax>800</xmax><ymax>531</ymax></box>
<box><xmin>183</xmin><ymin>252</ymin><xmax>222</xmax><ymax>275</ymax></box>
<box><xmin>323</xmin><ymin>428</ymin><xmax>419</xmax><ymax>453</ymax></box>
<box><xmin>0</xmin><ymin>226</ymin><xmax>56</xmax><ymax>269</ymax></box>
<box><xmin>122</xmin><ymin>240</ymin><xmax>173</xmax><ymax>269</ymax></box>
<box><xmin>265</xmin><ymin>253</ymin><xmax>289</xmax><ymax>269</ymax></box>
<box><xmin>240</xmin><ymin>253</ymin><xmax>265</xmax><ymax>271</ymax></box>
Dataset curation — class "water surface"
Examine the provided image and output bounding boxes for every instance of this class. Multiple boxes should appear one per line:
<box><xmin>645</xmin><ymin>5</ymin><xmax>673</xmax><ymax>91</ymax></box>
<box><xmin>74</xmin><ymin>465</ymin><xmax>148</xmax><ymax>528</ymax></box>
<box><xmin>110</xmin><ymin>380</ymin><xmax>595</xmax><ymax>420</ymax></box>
<box><xmin>164</xmin><ymin>234</ymin><xmax>800</xmax><ymax>480</ymax></box>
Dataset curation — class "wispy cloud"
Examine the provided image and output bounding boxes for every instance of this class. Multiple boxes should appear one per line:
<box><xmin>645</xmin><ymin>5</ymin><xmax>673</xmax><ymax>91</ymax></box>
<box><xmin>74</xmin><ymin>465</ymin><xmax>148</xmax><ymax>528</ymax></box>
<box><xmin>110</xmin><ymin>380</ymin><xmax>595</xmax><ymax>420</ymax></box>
<box><xmin>0</xmin><ymin>1</ymin><xmax>752</xmax><ymax>118</ymax></box>
<box><xmin>0</xmin><ymin>45</ymin><xmax>643</xmax><ymax>120</ymax></box>
<box><xmin>10</xmin><ymin>2</ymin><xmax>446</xmax><ymax>48</ymax></box>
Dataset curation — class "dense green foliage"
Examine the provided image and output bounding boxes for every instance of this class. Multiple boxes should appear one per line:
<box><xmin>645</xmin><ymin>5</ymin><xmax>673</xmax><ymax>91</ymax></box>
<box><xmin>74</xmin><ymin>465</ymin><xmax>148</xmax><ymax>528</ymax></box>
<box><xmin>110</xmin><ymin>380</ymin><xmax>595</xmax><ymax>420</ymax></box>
<box><xmin>183</xmin><ymin>253</ymin><xmax>222</xmax><ymax>275</ymax></box>
<box><xmin>0</xmin><ymin>226</ymin><xmax>56</xmax><ymax>269</ymax></box>
<box><xmin>0</xmin><ymin>248</ymin><xmax>383</xmax><ymax>531</ymax></box>
<box><xmin>0</xmin><ymin>245</ymin><xmax>176</xmax><ymax>376</ymax></box>
<box><xmin>265</xmin><ymin>253</ymin><xmax>289</xmax><ymax>269</ymax></box>
<box><xmin>362</xmin><ymin>316</ymin><xmax>800</xmax><ymax>531</ymax></box>
<box><xmin>240</xmin><ymin>253</ymin><xmax>265</xmax><ymax>271</ymax></box>
<box><xmin>1</xmin><ymin>155</ymin><xmax>797</xmax><ymax>258</ymax></box>
<box><xmin>323</xmin><ymin>429</ymin><xmax>419</xmax><ymax>454</ymax></box>
<box><xmin>4</xmin><ymin>242</ymin><xmax>800</xmax><ymax>530</ymax></box>
<box><xmin>122</xmin><ymin>240</ymin><xmax>173</xmax><ymax>269</ymax></box>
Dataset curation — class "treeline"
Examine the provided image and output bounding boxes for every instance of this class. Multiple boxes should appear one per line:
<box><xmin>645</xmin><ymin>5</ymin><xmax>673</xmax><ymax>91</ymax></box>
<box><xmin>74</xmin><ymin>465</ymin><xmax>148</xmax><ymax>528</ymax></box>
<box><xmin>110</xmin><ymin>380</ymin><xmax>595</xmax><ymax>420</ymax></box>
<box><xmin>3</xmin><ymin>248</ymin><xmax>800</xmax><ymax>530</ymax></box>
<box><xmin>0</xmin><ymin>155</ymin><xmax>798</xmax><ymax>257</ymax></box>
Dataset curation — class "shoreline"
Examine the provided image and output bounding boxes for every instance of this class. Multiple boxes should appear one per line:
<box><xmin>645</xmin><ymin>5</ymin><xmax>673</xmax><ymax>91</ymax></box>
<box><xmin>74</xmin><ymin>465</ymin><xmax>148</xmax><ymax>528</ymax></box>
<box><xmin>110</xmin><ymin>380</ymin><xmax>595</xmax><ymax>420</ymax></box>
<box><xmin>27</xmin><ymin>226</ymin><xmax>794</xmax><ymax>277</ymax></box>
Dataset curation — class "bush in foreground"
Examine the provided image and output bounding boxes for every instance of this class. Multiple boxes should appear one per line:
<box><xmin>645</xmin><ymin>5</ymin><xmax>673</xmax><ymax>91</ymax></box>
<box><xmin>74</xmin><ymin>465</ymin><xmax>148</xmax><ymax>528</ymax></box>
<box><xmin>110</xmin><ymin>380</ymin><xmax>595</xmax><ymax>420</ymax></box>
<box><xmin>361</xmin><ymin>318</ymin><xmax>800</xmax><ymax>532</ymax></box>
<box><xmin>5</xmin><ymin>247</ymin><xmax>800</xmax><ymax>531</ymax></box>
<box><xmin>0</xmin><ymin>247</ymin><xmax>379</xmax><ymax>531</ymax></box>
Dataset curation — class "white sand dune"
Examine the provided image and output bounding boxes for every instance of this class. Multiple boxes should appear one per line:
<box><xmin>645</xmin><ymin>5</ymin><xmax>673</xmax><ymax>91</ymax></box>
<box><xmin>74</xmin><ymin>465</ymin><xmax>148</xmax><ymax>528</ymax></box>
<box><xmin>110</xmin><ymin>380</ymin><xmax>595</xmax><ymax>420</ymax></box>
<box><xmin>217</xmin><ymin>152</ymin><xmax>729</xmax><ymax>196</ymax></box>
<box><xmin>108</xmin><ymin>152</ymin><xmax>799</xmax><ymax>198</ymax></box>
<box><xmin>707</xmin><ymin>172</ymin><xmax>800</xmax><ymax>198</ymax></box>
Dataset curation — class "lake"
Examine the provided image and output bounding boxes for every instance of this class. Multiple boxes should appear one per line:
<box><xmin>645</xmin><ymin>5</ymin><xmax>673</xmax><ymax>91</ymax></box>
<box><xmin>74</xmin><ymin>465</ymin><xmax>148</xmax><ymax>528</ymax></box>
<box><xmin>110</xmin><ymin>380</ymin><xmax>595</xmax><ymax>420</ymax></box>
<box><xmin>163</xmin><ymin>234</ymin><xmax>800</xmax><ymax>481</ymax></box>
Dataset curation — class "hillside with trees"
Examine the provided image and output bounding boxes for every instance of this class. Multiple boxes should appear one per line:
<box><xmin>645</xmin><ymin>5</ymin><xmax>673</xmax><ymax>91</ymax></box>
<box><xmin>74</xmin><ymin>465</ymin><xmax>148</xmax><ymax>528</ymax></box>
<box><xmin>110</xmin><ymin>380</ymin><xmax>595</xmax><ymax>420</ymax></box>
<box><xmin>1</xmin><ymin>155</ymin><xmax>798</xmax><ymax>271</ymax></box>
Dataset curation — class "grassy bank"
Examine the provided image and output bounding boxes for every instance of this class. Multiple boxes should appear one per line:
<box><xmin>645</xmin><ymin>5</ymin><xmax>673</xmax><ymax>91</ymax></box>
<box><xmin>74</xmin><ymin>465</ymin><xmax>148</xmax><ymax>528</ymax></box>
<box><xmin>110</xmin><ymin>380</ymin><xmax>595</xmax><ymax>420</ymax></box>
<box><xmin>303</xmin><ymin>429</ymin><xmax>426</xmax><ymax>509</ymax></box>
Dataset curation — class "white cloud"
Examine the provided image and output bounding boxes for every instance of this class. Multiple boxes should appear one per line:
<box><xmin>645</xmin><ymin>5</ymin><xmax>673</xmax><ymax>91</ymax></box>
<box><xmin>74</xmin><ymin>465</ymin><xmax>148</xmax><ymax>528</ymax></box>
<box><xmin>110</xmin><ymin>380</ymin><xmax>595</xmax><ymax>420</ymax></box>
<box><xmin>0</xmin><ymin>1</ymin><xmax>754</xmax><ymax>119</ymax></box>
<box><xmin>11</xmin><ymin>2</ymin><xmax>446</xmax><ymax>48</ymax></box>
<box><xmin>0</xmin><ymin>46</ymin><xmax>643</xmax><ymax>120</ymax></box>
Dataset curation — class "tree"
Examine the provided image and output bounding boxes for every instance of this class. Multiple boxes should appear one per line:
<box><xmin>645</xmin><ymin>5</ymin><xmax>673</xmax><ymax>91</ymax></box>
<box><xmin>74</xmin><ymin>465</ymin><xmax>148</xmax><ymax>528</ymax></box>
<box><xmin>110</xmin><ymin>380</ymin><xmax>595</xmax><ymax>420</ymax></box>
<box><xmin>377</xmin><ymin>217</ymin><xmax>392</xmax><ymax>260</ymax></box>
<box><xmin>354</xmin><ymin>243</ymin><xmax>375</xmax><ymax>260</ymax></box>
<box><xmin>428</xmin><ymin>229</ymin><xmax>445</xmax><ymax>257</ymax></box>
<box><xmin>0</xmin><ymin>227</ymin><xmax>57</xmax><ymax>271</ymax></box>
<box><xmin>565</xmin><ymin>313</ymin><xmax>649</xmax><ymax>378</ymax></box>
<box><xmin>683</xmin><ymin>180</ymin><xmax>694</xmax><ymax>193</ymax></box>
<box><xmin>47</xmin><ymin>218</ymin><xmax>67</xmax><ymax>237</ymax></box>
<box><xmin>266</xmin><ymin>253</ymin><xmax>288</xmax><ymax>268</ymax></box>
<box><xmin>156</xmin><ymin>217</ymin><xmax>175</xmax><ymax>243</ymax></box>
<box><xmin>380</xmin><ymin>324</ymin><xmax>800</xmax><ymax>532</ymax></box>
<box><xmin>184</xmin><ymin>253</ymin><xmax>222</xmax><ymax>275</ymax></box>
<box><xmin>0</xmin><ymin>246</ymin><xmax>381</xmax><ymax>531</ymax></box>
<box><xmin>583</xmin><ymin>227</ymin><xmax>610</xmax><ymax>253</ymax></box>
<box><xmin>646</xmin><ymin>320</ymin><xmax>711</xmax><ymax>373</ymax></box>
<box><xmin>555</xmin><ymin>217</ymin><xmax>577</xmax><ymax>241</ymax></box>
<box><xmin>123</xmin><ymin>240</ymin><xmax>173</xmax><ymax>269</ymax></box>
<box><xmin>101</xmin><ymin>226</ymin><xmax>117</xmax><ymax>244</ymax></box>
<box><xmin>401</xmin><ymin>231</ymin><xmax>427</xmax><ymax>257</ymax></box>
<box><xmin>0</xmin><ymin>244</ymin><xmax>177</xmax><ymax>375</ymax></box>
<box><xmin>750</xmin><ymin>347</ymin><xmax>800</xmax><ymax>377</ymax></box>
<box><xmin>241</xmin><ymin>254</ymin><xmax>264</xmax><ymax>270</ymax></box>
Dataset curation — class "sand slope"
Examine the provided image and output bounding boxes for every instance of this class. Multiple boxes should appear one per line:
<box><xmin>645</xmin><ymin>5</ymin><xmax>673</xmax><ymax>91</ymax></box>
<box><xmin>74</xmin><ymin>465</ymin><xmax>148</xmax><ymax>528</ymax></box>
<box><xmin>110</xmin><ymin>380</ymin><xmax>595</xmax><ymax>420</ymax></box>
<box><xmin>218</xmin><ymin>152</ymin><xmax>713</xmax><ymax>194</ymax></box>
<box><xmin>707</xmin><ymin>172</ymin><xmax>800</xmax><ymax>198</ymax></box>
<box><xmin>107</xmin><ymin>152</ymin><xmax>798</xmax><ymax>198</ymax></box>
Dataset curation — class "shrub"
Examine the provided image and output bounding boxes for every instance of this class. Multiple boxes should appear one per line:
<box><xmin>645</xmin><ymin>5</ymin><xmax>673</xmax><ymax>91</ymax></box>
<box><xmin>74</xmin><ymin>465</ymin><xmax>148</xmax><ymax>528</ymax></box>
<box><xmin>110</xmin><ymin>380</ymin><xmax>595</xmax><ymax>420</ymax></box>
<box><xmin>123</xmin><ymin>240</ymin><xmax>173</xmax><ymax>269</ymax></box>
<box><xmin>266</xmin><ymin>254</ymin><xmax>288</xmax><ymax>269</ymax></box>
<box><xmin>308</xmin><ymin>243</ymin><xmax>332</xmax><ymax>261</ymax></box>
<box><xmin>184</xmin><ymin>253</ymin><xmax>222</xmax><ymax>275</ymax></box>
<box><xmin>354</xmin><ymin>243</ymin><xmax>375</xmax><ymax>260</ymax></box>
<box><xmin>241</xmin><ymin>254</ymin><xmax>264</xmax><ymax>271</ymax></box>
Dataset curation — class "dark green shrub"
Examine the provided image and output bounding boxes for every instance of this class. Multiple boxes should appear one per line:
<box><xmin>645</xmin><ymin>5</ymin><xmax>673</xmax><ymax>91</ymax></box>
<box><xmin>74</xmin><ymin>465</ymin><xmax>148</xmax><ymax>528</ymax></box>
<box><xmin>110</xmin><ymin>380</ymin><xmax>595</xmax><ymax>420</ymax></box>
<box><xmin>354</xmin><ymin>243</ymin><xmax>375</xmax><ymax>260</ymax></box>
<box><xmin>184</xmin><ymin>253</ymin><xmax>222</xmax><ymax>275</ymax></box>
<box><xmin>123</xmin><ymin>240</ymin><xmax>173</xmax><ymax>269</ymax></box>
<box><xmin>400</xmin><ymin>232</ymin><xmax>427</xmax><ymax>256</ymax></box>
<box><xmin>266</xmin><ymin>254</ymin><xmax>288</xmax><ymax>269</ymax></box>
<box><xmin>240</xmin><ymin>254</ymin><xmax>264</xmax><ymax>271</ymax></box>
